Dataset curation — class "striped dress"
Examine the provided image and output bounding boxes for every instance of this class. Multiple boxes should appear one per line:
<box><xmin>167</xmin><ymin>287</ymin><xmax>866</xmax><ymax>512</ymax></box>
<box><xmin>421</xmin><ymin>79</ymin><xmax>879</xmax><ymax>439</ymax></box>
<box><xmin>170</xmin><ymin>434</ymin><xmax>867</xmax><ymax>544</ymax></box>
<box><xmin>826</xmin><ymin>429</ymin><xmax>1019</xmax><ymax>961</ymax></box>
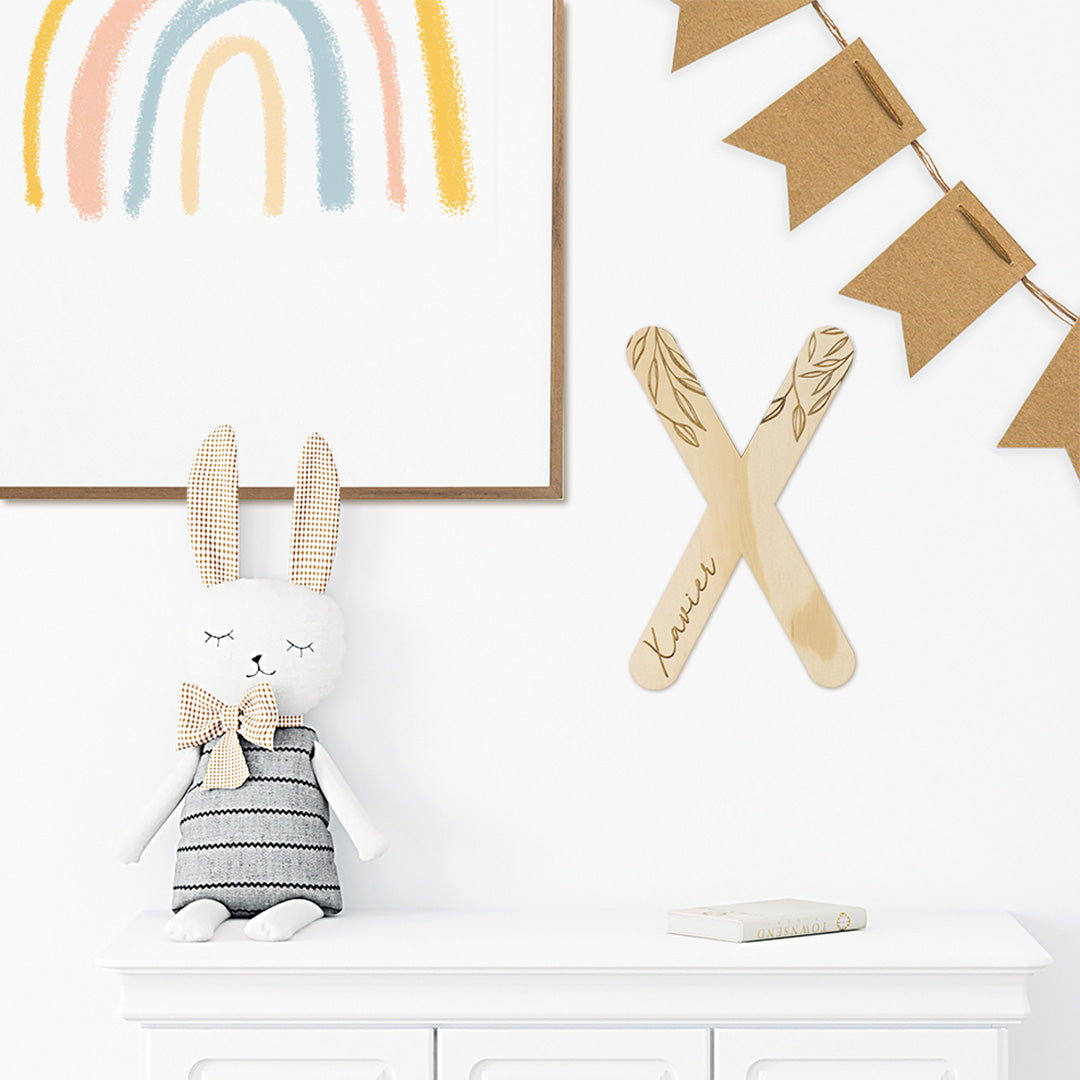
<box><xmin>172</xmin><ymin>727</ymin><xmax>342</xmax><ymax>916</ymax></box>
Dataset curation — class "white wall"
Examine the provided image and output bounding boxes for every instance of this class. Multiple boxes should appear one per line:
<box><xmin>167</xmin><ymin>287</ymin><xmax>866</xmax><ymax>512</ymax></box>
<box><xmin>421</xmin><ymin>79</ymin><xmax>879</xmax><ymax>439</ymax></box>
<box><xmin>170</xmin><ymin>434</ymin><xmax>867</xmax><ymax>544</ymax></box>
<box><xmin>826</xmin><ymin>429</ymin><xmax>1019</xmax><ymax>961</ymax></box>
<box><xmin>2</xmin><ymin>1</ymin><xmax>1076</xmax><ymax>1075</ymax></box>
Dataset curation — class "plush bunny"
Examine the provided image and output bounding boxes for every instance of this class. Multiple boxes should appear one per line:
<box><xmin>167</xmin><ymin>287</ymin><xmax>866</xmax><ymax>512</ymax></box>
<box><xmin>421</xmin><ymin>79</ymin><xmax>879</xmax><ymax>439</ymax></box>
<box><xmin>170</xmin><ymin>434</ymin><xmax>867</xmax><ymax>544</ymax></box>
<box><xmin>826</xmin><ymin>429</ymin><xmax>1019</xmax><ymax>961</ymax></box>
<box><xmin>117</xmin><ymin>426</ymin><xmax>387</xmax><ymax>942</ymax></box>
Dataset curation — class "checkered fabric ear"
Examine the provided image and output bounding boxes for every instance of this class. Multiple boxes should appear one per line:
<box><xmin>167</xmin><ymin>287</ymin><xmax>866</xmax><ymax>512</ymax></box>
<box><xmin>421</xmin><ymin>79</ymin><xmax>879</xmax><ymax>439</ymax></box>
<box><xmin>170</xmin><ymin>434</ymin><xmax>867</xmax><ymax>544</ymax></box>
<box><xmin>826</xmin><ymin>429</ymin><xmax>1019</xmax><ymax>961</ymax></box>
<box><xmin>290</xmin><ymin>433</ymin><xmax>340</xmax><ymax>594</ymax></box>
<box><xmin>188</xmin><ymin>425</ymin><xmax>239</xmax><ymax>589</ymax></box>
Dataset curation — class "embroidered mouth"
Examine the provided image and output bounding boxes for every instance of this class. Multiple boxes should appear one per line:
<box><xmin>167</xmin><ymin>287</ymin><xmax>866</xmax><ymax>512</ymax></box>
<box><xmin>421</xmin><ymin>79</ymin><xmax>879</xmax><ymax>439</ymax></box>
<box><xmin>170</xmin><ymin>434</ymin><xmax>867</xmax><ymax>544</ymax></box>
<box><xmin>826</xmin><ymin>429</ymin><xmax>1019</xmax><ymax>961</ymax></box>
<box><xmin>246</xmin><ymin>663</ymin><xmax>277</xmax><ymax>678</ymax></box>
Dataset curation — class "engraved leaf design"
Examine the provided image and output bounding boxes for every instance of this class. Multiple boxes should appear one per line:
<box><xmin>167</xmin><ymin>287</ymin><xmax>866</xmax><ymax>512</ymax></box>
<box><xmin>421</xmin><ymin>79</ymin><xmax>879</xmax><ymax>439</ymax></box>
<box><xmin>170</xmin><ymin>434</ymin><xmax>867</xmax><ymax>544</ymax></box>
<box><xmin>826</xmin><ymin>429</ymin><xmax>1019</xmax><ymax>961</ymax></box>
<box><xmin>825</xmin><ymin>335</ymin><xmax>850</xmax><ymax>358</ymax></box>
<box><xmin>673</xmin><ymin>387</ymin><xmax>705</xmax><ymax>430</ymax></box>
<box><xmin>806</xmin><ymin>340</ymin><xmax>853</xmax><ymax>417</ymax></box>
<box><xmin>632</xmin><ymin>328</ymin><xmax>710</xmax><ymax>447</ymax></box>
<box><xmin>660</xmin><ymin>347</ymin><xmax>704</xmax><ymax>399</ymax></box>
<box><xmin>675</xmin><ymin>373</ymin><xmax>707</xmax><ymax>395</ymax></box>
<box><xmin>672</xmin><ymin>422</ymin><xmax>701</xmax><ymax>447</ymax></box>
<box><xmin>656</xmin><ymin>409</ymin><xmax>701</xmax><ymax>448</ymax></box>
<box><xmin>762</xmin><ymin>367</ymin><xmax>796</xmax><ymax>429</ymax></box>
<box><xmin>807</xmin><ymin>335</ymin><xmax>817</xmax><ymax>362</ymax></box>
<box><xmin>648</xmin><ymin>358</ymin><xmax>660</xmax><ymax>403</ymax></box>
<box><xmin>762</xmin><ymin>397</ymin><xmax>786</xmax><ymax>423</ymax></box>
<box><xmin>659</xmin><ymin>339</ymin><xmax>706</xmax><ymax>397</ymax></box>
<box><xmin>660</xmin><ymin>337</ymin><xmax>698</xmax><ymax>380</ymax></box>
<box><xmin>792</xmin><ymin>404</ymin><xmax>807</xmax><ymax>441</ymax></box>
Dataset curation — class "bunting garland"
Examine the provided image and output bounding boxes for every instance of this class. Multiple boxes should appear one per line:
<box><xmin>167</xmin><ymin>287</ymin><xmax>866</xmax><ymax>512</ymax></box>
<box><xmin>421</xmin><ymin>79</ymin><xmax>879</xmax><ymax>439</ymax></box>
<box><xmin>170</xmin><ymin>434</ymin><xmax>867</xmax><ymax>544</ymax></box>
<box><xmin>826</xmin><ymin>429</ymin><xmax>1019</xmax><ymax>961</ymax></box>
<box><xmin>667</xmin><ymin>0</ymin><xmax>1080</xmax><ymax>483</ymax></box>
<box><xmin>999</xmin><ymin>323</ymin><xmax>1080</xmax><ymax>480</ymax></box>
<box><xmin>670</xmin><ymin>0</ymin><xmax>812</xmax><ymax>70</ymax></box>
<box><xmin>724</xmin><ymin>39</ymin><xmax>925</xmax><ymax>229</ymax></box>
<box><xmin>840</xmin><ymin>184</ymin><xmax>1034</xmax><ymax>377</ymax></box>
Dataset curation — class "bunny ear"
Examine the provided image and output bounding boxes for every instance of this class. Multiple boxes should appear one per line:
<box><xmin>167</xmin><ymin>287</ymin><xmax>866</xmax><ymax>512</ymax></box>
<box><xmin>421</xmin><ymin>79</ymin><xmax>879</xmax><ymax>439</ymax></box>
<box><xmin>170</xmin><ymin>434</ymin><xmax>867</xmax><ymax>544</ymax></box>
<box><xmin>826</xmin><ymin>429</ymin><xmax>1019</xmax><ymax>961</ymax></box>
<box><xmin>290</xmin><ymin>433</ymin><xmax>340</xmax><ymax>593</ymax></box>
<box><xmin>188</xmin><ymin>425</ymin><xmax>239</xmax><ymax>588</ymax></box>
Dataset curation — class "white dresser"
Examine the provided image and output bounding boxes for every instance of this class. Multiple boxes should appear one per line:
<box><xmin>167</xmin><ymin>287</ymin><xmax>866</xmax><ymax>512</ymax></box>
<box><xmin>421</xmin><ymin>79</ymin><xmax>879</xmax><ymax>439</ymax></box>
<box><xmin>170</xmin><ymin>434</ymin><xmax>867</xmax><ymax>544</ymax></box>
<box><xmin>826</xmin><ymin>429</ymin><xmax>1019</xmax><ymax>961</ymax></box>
<box><xmin>99</xmin><ymin>909</ymin><xmax>1050</xmax><ymax>1080</ymax></box>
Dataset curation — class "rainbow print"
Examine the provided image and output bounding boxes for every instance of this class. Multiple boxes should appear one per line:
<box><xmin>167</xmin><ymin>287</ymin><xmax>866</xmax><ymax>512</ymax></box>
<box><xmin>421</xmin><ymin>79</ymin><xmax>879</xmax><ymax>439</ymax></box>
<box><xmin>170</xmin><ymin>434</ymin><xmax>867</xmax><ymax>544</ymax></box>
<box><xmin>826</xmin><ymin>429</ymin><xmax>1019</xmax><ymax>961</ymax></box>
<box><xmin>23</xmin><ymin>0</ymin><xmax>475</xmax><ymax>219</ymax></box>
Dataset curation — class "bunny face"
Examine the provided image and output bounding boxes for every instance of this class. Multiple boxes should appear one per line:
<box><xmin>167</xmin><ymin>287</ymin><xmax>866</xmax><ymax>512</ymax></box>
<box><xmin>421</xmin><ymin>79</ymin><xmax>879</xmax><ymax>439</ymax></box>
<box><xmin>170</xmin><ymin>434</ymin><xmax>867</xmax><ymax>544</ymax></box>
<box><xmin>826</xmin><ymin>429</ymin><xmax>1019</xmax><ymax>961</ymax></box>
<box><xmin>185</xmin><ymin>579</ymin><xmax>345</xmax><ymax>716</ymax></box>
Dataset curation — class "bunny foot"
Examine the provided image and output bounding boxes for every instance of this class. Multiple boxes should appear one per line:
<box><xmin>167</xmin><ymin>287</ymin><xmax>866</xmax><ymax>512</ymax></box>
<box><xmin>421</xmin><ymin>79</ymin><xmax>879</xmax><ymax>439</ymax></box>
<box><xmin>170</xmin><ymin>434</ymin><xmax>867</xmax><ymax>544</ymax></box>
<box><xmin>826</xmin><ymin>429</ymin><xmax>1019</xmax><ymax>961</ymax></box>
<box><xmin>245</xmin><ymin>899</ymin><xmax>324</xmax><ymax>942</ymax></box>
<box><xmin>166</xmin><ymin>899</ymin><xmax>231</xmax><ymax>942</ymax></box>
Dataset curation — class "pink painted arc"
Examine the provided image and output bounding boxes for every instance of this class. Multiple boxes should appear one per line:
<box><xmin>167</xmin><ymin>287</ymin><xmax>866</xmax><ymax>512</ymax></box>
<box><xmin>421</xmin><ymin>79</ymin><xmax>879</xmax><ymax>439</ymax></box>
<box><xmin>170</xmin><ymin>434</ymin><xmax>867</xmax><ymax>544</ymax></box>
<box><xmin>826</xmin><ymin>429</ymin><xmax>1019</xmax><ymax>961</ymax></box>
<box><xmin>355</xmin><ymin>0</ymin><xmax>406</xmax><ymax>209</ymax></box>
<box><xmin>67</xmin><ymin>0</ymin><xmax>157</xmax><ymax>221</ymax></box>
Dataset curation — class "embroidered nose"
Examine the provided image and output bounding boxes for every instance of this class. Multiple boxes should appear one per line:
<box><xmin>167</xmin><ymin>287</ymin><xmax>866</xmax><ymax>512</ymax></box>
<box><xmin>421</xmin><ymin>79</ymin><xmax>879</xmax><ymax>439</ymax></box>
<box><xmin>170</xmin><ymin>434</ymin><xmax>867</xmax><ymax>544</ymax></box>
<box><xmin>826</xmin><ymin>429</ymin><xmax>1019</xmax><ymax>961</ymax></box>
<box><xmin>252</xmin><ymin>654</ymin><xmax>262</xmax><ymax>665</ymax></box>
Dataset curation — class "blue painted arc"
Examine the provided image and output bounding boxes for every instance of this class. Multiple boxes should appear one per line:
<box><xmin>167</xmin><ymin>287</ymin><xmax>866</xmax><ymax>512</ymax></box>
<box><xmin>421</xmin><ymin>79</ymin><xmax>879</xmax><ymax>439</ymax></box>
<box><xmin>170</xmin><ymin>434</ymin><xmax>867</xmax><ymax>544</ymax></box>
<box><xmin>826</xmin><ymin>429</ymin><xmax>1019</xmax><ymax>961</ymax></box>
<box><xmin>124</xmin><ymin>0</ymin><xmax>354</xmax><ymax>217</ymax></box>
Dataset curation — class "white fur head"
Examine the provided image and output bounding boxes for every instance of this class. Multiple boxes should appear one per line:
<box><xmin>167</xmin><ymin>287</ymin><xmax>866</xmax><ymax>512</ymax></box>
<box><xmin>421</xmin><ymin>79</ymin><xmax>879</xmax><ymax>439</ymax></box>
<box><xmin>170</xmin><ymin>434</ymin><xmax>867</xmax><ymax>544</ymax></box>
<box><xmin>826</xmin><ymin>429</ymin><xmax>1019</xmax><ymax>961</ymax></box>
<box><xmin>185</xmin><ymin>426</ymin><xmax>343</xmax><ymax>718</ymax></box>
<box><xmin>185</xmin><ymin>579</ymin><xmax>344</xmax><ymax>716</ymax></box>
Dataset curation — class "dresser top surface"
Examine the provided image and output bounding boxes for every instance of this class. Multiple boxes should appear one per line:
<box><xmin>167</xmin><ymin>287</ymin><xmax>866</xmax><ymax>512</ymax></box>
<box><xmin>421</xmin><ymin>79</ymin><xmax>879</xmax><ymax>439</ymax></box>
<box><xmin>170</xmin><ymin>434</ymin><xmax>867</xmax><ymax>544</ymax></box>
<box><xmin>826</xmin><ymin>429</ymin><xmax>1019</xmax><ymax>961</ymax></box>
<box><xmin>99</xmin><ymin>908</ymin><xmax>1051</xmax><ymax>974</ymax></box>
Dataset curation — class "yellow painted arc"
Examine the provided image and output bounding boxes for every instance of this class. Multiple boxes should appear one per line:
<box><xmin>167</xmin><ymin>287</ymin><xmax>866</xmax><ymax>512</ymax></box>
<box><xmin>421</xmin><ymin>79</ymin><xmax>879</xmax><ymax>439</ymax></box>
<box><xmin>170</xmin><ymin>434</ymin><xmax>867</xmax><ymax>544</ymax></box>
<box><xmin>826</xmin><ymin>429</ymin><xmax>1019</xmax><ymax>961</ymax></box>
<box><xmin>182</xmin><ymin>36</ymin><xmax>286</xmax><ymax>217</ymax></box>
<box><xmin>24</xmin><ymin>0</ymin><xmax>78</xmax><ymax>209</ymax></box>
<box><xmin>414</xmin><ymin>0</ymin><xmax>474</xmax><ymax>214</ymax></box>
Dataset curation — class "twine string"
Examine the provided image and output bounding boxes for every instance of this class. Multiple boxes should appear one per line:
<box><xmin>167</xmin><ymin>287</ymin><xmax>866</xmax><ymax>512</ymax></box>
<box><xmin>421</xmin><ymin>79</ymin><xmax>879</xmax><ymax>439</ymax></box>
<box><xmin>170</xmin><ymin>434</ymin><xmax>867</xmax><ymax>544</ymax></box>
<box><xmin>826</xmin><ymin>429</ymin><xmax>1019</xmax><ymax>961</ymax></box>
<box><xmin>910</xmin><ymin>140</ymin><xmax>951</xmax><ymax>194</ymax></box>
<box><xmin>810</xmin><ymin>1</ymin><xmax>847</xmax><ymax>48</ymax></box>
<box><xmin>853</xmin><ymin>60</ymin><xmax>904</xmax><ymax>128</ymax></box>
<box><xmin>1022</xmin><ymin>277</ymin><xmax>1079</xmax><ymax>326</ymax></box>
<box><xmin>809</xmin><ymin>0</ymin><xmax>1077</xmax><ymax>331</ymax></box>
<box><xmin>958</xmin><ymin>205</ymin><xmax>1013</xmax><ymax>265</ymax></box>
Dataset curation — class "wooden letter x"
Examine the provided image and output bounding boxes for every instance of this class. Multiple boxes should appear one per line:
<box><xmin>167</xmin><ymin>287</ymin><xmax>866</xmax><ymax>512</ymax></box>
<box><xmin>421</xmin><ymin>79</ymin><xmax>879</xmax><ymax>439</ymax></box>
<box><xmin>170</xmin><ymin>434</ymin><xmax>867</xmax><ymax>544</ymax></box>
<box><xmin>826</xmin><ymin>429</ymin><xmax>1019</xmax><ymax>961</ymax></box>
<box><xmin>627</xmin><ymin>326</ymin><xmax>856</xmax><ymax>690</ymax></box>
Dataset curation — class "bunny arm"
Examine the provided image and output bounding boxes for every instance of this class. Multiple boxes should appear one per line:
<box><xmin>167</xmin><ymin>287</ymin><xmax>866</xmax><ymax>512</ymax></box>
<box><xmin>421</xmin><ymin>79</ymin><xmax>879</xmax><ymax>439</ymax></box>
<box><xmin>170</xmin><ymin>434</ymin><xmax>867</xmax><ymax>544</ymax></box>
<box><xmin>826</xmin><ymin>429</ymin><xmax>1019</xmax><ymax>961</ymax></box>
<box><xmin>116</xmin><ymin>747</ymin><xmax>202</xmax><ymax>864</ymax></box>
<box><xmin>312</xmin><ymin>741</ymin><xmax>389</xmax><ymax>861</ymax></box>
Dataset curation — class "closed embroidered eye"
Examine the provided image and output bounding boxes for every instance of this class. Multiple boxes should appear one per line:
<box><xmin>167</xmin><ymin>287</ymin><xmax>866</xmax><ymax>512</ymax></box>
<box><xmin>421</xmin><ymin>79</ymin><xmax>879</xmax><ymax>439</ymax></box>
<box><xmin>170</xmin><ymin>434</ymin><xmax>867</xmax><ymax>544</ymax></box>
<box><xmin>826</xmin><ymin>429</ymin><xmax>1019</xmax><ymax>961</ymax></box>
<box><xmin>204</xmin><ymin>630</ymin><xmax>234</xmax><ymax>647</ymax></box>
<box><xmin>286</xmin><ymin>640</ymin><xmax>315</xmax><ymax>657</ymax></box>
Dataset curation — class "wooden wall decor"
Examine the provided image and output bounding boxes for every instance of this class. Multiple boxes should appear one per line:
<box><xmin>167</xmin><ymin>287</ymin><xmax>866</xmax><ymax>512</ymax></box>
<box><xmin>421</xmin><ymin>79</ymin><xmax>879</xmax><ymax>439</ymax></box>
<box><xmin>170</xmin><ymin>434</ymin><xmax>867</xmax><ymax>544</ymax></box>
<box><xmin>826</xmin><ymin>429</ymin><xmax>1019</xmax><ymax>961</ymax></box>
<box><xmin>626</xmin><ymin>326</ymin><xmax>856</xmax><ymax>690</ymax></box>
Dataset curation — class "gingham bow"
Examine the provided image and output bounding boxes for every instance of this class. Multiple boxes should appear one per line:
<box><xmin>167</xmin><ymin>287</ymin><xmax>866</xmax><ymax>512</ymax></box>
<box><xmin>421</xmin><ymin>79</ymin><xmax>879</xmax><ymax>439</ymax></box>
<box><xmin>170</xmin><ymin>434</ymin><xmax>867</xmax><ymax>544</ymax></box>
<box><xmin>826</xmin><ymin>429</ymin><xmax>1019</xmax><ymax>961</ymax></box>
<box><xmin>177</xmin><ymin>682</ymin><xmax>302</xmax><ymax>790</ymax></box>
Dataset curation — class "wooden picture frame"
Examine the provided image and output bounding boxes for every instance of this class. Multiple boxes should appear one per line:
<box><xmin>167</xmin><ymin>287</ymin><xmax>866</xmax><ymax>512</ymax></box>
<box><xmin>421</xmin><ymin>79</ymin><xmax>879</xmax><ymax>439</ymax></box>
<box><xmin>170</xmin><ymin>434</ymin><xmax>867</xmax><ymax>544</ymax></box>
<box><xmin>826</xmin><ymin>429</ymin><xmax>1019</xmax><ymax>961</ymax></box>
<box><xmin>1</xmin><ymin>1</ymin><xmax>564</xmax><ymax>501</ymax></box>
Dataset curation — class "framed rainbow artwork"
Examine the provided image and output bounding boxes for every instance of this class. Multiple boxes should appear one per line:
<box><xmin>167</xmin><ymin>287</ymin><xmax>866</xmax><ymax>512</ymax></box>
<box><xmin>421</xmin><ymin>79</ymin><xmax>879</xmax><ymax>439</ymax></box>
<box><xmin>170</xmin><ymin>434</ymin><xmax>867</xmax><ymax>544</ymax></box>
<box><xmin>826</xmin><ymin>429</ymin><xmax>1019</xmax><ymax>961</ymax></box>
<box><xmin>1</xmin><ymin>0</ymin><xmax>563</xmax><ymax>498</ymax></box>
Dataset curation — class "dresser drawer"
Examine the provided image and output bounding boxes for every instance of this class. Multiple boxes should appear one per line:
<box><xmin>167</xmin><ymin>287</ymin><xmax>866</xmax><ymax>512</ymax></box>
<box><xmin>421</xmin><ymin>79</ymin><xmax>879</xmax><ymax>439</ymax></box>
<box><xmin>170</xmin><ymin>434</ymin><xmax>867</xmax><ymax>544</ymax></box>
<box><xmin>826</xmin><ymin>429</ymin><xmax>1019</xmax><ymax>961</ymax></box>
<box><xmin>713</xmin><ymin>1029</ymin><xmax>1005</xmax><ymax>1080</ymax></box>
<box><xmin>142</xmin><ymin>1027</ymin><xmax>433</xmax><ymax>1080</ymax></box>
<box><xmin>438</xmin><ymin>1028</ymin><xmax>710</xmax><ymax>1080</ymax></box>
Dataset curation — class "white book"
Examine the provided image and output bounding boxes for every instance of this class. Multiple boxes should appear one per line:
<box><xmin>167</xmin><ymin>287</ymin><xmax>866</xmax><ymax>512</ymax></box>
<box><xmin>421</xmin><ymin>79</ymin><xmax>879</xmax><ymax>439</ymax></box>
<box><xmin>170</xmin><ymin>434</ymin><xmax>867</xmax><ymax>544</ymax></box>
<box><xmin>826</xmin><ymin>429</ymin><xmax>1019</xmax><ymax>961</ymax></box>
<box><xmin>667</xmin><ymin>899</ymin><xmax>867</xmax><ymax>943</ymax></box>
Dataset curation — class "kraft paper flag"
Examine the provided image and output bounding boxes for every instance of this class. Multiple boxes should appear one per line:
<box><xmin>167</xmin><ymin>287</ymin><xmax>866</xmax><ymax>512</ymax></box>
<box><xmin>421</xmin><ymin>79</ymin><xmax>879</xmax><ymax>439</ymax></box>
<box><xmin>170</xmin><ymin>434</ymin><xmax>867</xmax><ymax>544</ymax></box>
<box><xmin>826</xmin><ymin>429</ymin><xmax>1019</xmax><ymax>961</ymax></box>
<box><xmin>999</xmin><ymin>322</ymin><xmax>1080</xmax><ymax>479</ymax></box>
<box><xmin>724</xmin><ymin>40</ymin><xmax>925</xmax><ymax>228</ymax></box>
<box><xmin>841</xmin><ymin>183</ymin><xmax>1035</xmax><ymax>377</ymax></box>
<box><xmin>670</xmin><ymin>0</ymin><xmax>811</xmax><ymax>71</ymax></box>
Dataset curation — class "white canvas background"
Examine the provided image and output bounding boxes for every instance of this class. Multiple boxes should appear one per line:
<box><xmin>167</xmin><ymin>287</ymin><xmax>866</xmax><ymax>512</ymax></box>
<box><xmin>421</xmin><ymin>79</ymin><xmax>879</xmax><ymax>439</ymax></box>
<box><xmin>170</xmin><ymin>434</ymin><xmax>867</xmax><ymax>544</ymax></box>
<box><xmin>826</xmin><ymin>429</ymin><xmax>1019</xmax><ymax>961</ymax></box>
<box><xmin>0</xmin><ymin>0</ymin><xmax>553</xmax><ymax>487</ymax></box>
<box><xmin>1</xmin><ymin>0</ymin><xmax>1077</xmax><ymax>1077</ymax></box>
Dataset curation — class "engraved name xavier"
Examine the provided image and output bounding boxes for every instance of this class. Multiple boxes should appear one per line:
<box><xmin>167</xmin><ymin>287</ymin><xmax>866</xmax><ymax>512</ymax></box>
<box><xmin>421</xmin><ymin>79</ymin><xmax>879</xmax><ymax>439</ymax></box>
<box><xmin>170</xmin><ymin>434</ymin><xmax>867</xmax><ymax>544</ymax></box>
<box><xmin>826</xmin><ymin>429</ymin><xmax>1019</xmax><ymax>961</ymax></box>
<box><xmin>642</xmin><ymin>558</ymin><xmax>718</xmax><ymax>679</ymax></box>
